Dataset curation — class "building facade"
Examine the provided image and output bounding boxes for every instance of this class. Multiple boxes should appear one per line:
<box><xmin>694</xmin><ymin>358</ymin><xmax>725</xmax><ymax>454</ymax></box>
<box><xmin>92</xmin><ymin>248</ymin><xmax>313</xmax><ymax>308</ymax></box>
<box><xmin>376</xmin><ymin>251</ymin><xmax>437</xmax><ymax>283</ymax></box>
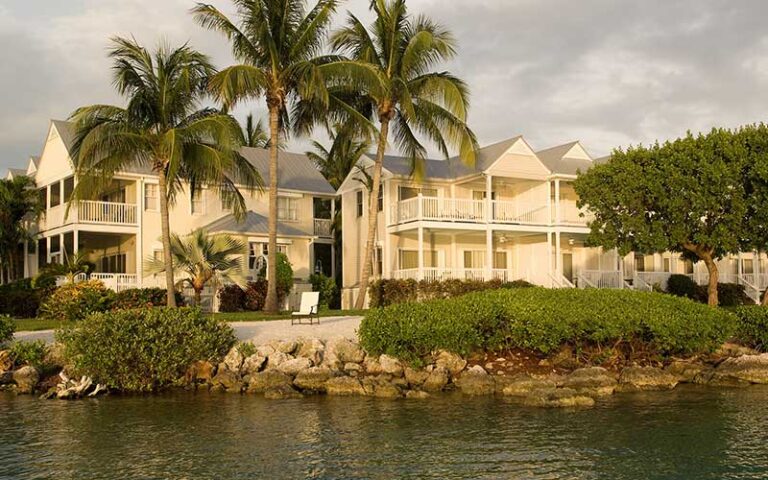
<box><xmin>338</xmin><ymin>136</ymin><xmax>768</xmax><ymax>307</ymax></box>
<box><xmin>10</xmin><ymin>120</ymin><xmax>337</xmax><ymax>309</ymax></box>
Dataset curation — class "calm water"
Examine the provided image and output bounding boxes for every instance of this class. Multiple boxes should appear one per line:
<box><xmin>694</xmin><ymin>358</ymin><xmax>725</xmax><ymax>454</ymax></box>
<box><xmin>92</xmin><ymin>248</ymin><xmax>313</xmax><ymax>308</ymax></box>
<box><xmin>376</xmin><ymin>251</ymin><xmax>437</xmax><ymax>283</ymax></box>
<box><xmin>1</xmin><ymin>386</ymin><xmax>768</xmax><ymax>479</ymax></box>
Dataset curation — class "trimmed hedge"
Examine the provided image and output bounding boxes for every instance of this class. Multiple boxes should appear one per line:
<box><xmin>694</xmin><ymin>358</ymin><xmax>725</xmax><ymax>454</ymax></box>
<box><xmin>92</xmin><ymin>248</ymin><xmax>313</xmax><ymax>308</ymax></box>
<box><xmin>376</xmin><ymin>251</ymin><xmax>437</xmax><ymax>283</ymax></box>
<box><xmin>368</xmin><ymin>278</ymin><xmax>535</xmax><ymax>308</ymax></box>
<box><xmin>666</xmin><ymin>274</ymin><xmax>752</xmax><ymax>306</ymax></box>
<box><xmin>57</xmin><ymin>307</ymin><xmax>235</xmax><ymax>391</ymax></box>
<box><xmin>734</xmin><ymin>306</ymin><xmax>768</xmax><ymax>351</ymax></box>
<box><xmin>359</xmin><ymin>288</ymin><xmax>735</xmax><ymax>363</ymax></box>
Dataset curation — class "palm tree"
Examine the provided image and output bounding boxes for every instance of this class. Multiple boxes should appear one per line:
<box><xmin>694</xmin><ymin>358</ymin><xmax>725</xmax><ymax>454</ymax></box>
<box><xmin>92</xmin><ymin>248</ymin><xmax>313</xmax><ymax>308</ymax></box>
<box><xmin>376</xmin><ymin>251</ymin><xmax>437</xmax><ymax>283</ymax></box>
<box><xmin>306</xmin><ymin>124</ymin><xmax>370</xmax><ymax>190</ymax></box>
<box><xmin>243</xmin><ymin>113</ymin><xmax>270</xmax><ymax>148</ymax></box>
<box><xmin>328</xmin><ymin>0</ymin><xmax>478</xmax><ymax>308</ymax></box>
<box><xmin>0</xmin><ymin>176</ymin><xmax>42</xmax><ymax>283</ymax></box>
<box><xmin>68</xmin><ymin>37</ymin><xmax>262</xmax><ymax>307</ymax></box>
<box><xmin>145</xmin><ymin>229</ymin><xmax>247</xmax><ymax>306</ymax></box>
<box><xmin>192</xmin><ymin>0</ymin><xmax>339</xmax><ymax>313</ymax></box>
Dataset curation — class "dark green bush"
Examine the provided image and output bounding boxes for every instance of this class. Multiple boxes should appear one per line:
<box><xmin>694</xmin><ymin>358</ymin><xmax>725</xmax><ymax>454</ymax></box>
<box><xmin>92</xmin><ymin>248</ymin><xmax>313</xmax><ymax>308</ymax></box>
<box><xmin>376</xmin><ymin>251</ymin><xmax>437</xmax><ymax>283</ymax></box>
<box><xmin>359</xmin><ymin>288</ymin><xmax>735</xmax><ymax>363</ymax></box>
<box><xmin>9</xmin><ymin>340</ymin><xmax>47</xmax><ymax>369</ymax></box>
<box><xmin>0</xmin><ymin>279</ymin><xmax>48</xmax><ymax>318</ymax></box>
<box><xmin>733</xmin><ymin>306</ymin><xmax>768</xmax><ymax>351</ymax></box>
<box><xmin>369</xmin><ymin>278</ymin><xmax>534</xmax><ymax>307</ymax></box>
<box><xmin>309</xmin><ymin>273</ymin><xmax>339</xmax><ymax>310</ymax></box>
<box><xmin>38</xmin><ymin>280</ymin><xmax>116</xmax><ymax>322</ymax></box>
<box><xmin>217</xmin><ymin>277</ymin><xmax>293</xmax><ymax>312</ymax></box>
<box><xmin>0</xmin><ymin>314</ymin><xmax>14</xmax><ymax>346</ymax></box>
<box><xmin>714</xmin><ymin>283</ymin><xmax>753</xmax><ymax>307</ymax></box>
<box><xmin>666</xmin><ymin>274</ymin><xmax>699</xmax><ymax>300</ymax></box>
<box><xmin>56</xmin><ymin>307</ymin><xmax>236</xmax><ymax>391</ymax></box>
<box><xmin>218</xmin><ymin>284</ymin><xmax>246</xmax><ymax>312</ymax></box>
<box><xmin>112</xmin><ymin>288</ymin><xmax>183</xmax><ymax>310</ymax></box>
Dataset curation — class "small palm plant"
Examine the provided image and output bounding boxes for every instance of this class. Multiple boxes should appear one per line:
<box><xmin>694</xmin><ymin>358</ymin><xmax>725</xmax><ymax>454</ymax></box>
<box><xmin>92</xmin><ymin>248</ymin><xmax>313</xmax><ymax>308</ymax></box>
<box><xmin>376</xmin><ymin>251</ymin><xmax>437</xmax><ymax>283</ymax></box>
<box><xmin>145</xmin><ymin>229</ymin><xmax>247</xmax><ymax>307</ymax></box>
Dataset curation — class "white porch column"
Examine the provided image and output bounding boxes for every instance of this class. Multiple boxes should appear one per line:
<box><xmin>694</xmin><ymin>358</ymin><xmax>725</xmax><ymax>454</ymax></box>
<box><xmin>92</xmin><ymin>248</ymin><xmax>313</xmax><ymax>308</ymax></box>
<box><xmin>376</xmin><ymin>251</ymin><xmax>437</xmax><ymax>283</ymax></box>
<box><xmin>547</xmin><ymin>231</ymin><xmax>553</xmax><ymax>286</ymax></box>
<box><xmin>451</xmin><ymin>233</ymin><xmax>457</xmax><ymax>275</ymax></box>
<box><xmin>737</xmin><ymin>252</ymin><xmax>743</xmax><ymax>283</ymax></box>
<box><xmin>418</xmin><ymin>226</ymin><xmax>424</xmax><ymax>281</ymax></box>
<box><xmin>485</xmin><ymin>228</ymin><xmax>493</xmax><ymax>281</ymax></box>
<box><xmin>555</xmin><ymin>231</ymin><xmax>562</xmax><ymax>277</ymax></box>
<box><xmin>23</xmin><ymin>240</ymin><xmax>29</xmax><ymax>278</ymax></box>
<box><xmin>486</xmin><ymin>174</ymin><xmax>493</xmax><ymax>223</ymax></box>
<box><xmin>554</xmin><ymin>179</ymin><xmax>561</xmax><ymax>224</ymax></box>
<box><xmin>618</xmin><ymin>249</ymin><xmax>624</xmax><ymax>288</ymax></box>
<box><xmin>547</xmin><ymin>180</ymin><xmax>553</xmax><ymax>225</ymax></box>
<box><xmin>417</xmin><ymin>192</ymin><xmax>423</xmax><ymax>220</ymax></box>
<box><xmin>136</xmin><ymin>178</ymin><xmax>144</xmax><ymax>287</ymax></box>
<box><xmin>73</xmin><ymin>229</ymin><xmax>79</xmax><ymax>255</ymax></box>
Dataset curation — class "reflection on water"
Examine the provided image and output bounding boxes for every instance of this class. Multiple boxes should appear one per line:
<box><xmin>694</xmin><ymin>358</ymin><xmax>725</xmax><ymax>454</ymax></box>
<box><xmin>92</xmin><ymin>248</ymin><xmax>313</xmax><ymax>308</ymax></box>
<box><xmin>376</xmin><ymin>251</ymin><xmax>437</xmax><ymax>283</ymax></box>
<box><xmin>1</xmin><ymin>386</ymin><xmax>768</xmax><ymax>479</ymax></box>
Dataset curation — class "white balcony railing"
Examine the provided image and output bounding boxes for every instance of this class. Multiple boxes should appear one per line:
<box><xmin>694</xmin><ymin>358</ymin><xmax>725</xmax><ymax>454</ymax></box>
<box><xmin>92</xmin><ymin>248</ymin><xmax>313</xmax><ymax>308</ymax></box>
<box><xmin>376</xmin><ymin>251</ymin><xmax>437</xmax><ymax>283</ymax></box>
<box><xmin>56</xmin><ymin>273</ymin><xmax>138</xmax><ymax>292</ymax></box>
<box><xmin>393</xmin><ymin>268</ymin><xmax>513</xmax><ymax>282</ymax></box>
<box><xmin>577</xmin><ymin>270</ymin><xmax>623</xmax><ymax>289</ymax></box>
<box><xmin>493</xmin><ymin>201</ymin><xmax>549</xmax><ymax>225</ymax></box>
<box><xmin>314</xmin><ymin>218</ymin><xmax>333</xmax><ymax>237</ymax></box>
<box><xmin>78</xmin><ymin>201</ymin><xmax>138</xmax><ymax>225</ymax></box>
<box><xmin>558</xmin><ymin>202</ymin><xmax>594</xmax><ymax>225</ymax></box>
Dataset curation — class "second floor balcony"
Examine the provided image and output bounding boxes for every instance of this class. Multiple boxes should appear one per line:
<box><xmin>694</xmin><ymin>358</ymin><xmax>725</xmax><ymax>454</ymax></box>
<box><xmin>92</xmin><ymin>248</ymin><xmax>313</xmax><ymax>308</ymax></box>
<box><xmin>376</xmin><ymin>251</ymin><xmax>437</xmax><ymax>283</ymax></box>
<box><xmin>389</xmin><ymin>196</ymin><xmax>593</xmax><ymax>228</ymax></box>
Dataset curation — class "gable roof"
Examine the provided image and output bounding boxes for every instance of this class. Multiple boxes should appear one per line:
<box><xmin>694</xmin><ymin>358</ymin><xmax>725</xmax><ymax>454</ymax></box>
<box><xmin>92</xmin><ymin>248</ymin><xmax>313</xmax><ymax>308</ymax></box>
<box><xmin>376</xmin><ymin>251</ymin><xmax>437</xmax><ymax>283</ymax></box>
<box><xmin>240</xmin><ymin>147</ymin><xmax>335</xmax><ymax>194</ymax></box>
<box><xmin>51</xmin><ymin>120</ymin><xmax>77</xmax><ymax>155</ymax></box>
<box><xmin>535</xmin><ymin>141</ymin><xmax>593</xmax><ymax>175</ymax></box>
<box><xmin>203</xmin><ymin>210</ymin><xmax>310</xmax><ymax>237</ymax></box>
<box><xmin>6</xmin><ymin>168</ymin><xmax>27</xmax><ymax>180</ymax></box>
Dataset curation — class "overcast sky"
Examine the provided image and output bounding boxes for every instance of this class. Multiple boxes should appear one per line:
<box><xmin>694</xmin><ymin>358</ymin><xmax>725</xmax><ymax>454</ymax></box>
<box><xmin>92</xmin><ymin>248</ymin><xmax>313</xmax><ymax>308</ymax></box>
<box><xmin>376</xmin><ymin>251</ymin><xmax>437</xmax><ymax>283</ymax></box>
<box><xmin>2</xmin><ymin>0</ymin><xmax>768</xmax><ymax>172</ymax></box>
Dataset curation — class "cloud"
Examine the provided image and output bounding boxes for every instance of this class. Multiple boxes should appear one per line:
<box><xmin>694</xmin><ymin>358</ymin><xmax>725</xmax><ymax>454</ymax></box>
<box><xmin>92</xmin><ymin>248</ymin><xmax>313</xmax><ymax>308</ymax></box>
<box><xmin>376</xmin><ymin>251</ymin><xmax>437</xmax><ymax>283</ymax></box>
<box><xmin>2</xmin><ymin>0</ymin><xmax>768</xmax><ymax>172</ymax></box>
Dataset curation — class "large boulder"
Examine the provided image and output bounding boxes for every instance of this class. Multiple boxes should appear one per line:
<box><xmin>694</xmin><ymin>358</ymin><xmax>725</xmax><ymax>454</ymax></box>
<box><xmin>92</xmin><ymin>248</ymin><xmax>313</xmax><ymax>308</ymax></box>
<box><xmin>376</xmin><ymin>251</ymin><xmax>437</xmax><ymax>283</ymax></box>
<box><xmin>324</xmin><ymin>338</ymin><xmax>365</xmax><ymax>366</ymax></box>
<box><xmin>247</xmin><ymin>370</ymin><xmax>293</xmax><ymax>393</ymax></box>
<box><xmin>422</xmin><ymin>366</ymin><xmax>450</xmax><ymax>392</ymax></box>
<box><xmin>617</xmin><ymin>366</ymin><xmax>678</xmax><ymax>392</ymax></box>
<box><xmin>562</xmin><ymin>367</ymin><xmax>617</xmax><ymax>397</ymax></box>
<box><xmin>665</xmin><ymin>361</ymin><xmax>707</xmax><ymax>384</ymax></box>
<box><xmin>523</xmin><ymin>388</ymin><xmax>595</xmax><ymax>408</ymax></box>
<box><xmin>269</xmin><ymin>339</ymin><xmax>299</xmax><ymax>355</ymax></box>
<box><xmin>43</xmin><ymin>343</ymin><xmax>67</xmax><ymax>370</ymax></box>
<box><xmin>405</xmin><ymin>390</ymin><xmax>430</xmax><ymax>399</ymax></box>
<box><xmin>0</xmin><ymin>350</ymin><xmax>13</xmax><ymax>373</ymax></box>
<box><xmin>293</xmin><ymin>367</ymin><xmax>336</xmax><ymax>392</ymax></box>
<box><xmin>211</xmin><ymin>368</ymin><xmax>243</xmax><ymax>392</ymax></box>
<box><xmin>363</xmin><ymin>355</ymin><xmax>384</xmax><ymax>375</ymax></box>
<box><xmin>265</xmin><ymin>351</ymin><xmax>292</xmax><ymax>369</ymax></box>
<box><xmin>455</xmin><ymin>368</ymin><xmax>495</xmax><ymax>396</ymax></box>
<box><xmin>404</xmin><ymin>367</ymin><xmax>430</xmax><ymax>387</ymax></box>
<box><xmin>264</xmin><ymin>384</ymin><xmax>304</xmax><ymax>400</ymax></box>
<box><xmin>223</xmin><ymin>346</ymin><xmax>246</xmax><ymax>373</ymax></box>
<box><xmin>434</xmin><ymin>351</ymin><xmax>467</xmax><ymax>376</ymax></box>
<box><xmin>277</xmin><ymin>357</ymin><xmax>313</xmax><ymax>377</ymax></box>
<box><xmin>295</xmin><ymin>338</ymin><xmax>325</xmax><ymax>365</ymax></box>
<box><xmin>502</xmin><ymin>374</ymin><xmax>559</xmax><ymax>397</ymax></box>
<box><xmin>362</xmin><ymin>376</ymin><xmax>403</xmax><ymax>398</ymax></box>
<box><xmin>12</xmin><ymin>366</ymin><xmax>40</xmax><ymax>394</ymax></box>
<box><xmin>241</xmin><ymin>354</ymin><xmax>267</xmax><ymax>376</ymax></box>
<box><xmin>325</xmin><ymin>376</ymin><xmax>366</xmax><ymax>396</ymax></box>
<box><xmin>379</xmin><ymin>355</ymin><xmax>404</xmax><ymax>377</ymax></box>
<box><xmin>710</xmin><ymin>353</ymin><xmax>768</xmax><ymax>385</ymax></box>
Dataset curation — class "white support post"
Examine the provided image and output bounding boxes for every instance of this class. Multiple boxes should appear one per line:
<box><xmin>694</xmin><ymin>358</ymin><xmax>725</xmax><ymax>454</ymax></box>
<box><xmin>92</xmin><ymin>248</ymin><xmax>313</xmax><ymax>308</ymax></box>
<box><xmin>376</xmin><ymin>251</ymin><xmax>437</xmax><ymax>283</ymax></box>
<box><xmin>486</xmin><ymin>174</ymin><xmax>493</xmax><ymax>223</ymax></box>
<box><xmin>451</xmin><ymin>233</ymin><xmax>457</xmax><ymax>274</ymax></box>
<box><xmin>618</xmin><ymin>249</ymin><xmax>624</xmax><ymax>288</ymax></box>
<box><xmin>73</xmin><ymin>229</ymin><xmax>79</xmax><ymax>255</ymax></box>
<box><xmin>554</xmin><ymin>179</ymin><xmax>561</xmax><ymax>224</ymax></box>
<box><xmin>737</xmin><ymin>252</ymin><xmax>743</xmax><ymax>284</ymax></box>
<box><xmin>417</xmin><ymin>193</ymin><xmax>423</xmax><ymax>220</ymax></box>
<box><xmin>547</xmin><ymin>180</ymin><xmax>553</xmax><ymax>225</ymax></box>
<box><xmin>23</xmin><ymin>240</ymin><xmax>29</xmax><ymax>278</ymax></box>
<box><xmin>555</xmin><ymin>231</ymin><xmax>562</xmax><ymax>278</ymax></box>
<box><xmin>418</xmin><ymin>226</ymin><xmax>424</xmax><ymax>281</ymax></box>
<box><xmin>486</xmin><ymin>228</ymin><xmax>493</xmax><ymax>281</ymax></box>
<box><xmin>547</xmin><ymin>231</ymin><xmax>553</xmax><ymax>287</ymax></box>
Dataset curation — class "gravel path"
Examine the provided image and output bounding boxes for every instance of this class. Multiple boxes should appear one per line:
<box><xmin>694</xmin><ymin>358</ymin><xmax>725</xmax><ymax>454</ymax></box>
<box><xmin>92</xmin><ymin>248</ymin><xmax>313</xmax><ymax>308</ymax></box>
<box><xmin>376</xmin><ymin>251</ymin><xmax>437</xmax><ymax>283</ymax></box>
<box><xmin>13</xmin><ymin>316</ymin><xmax>363</xmax><ymax>345</ymax></box>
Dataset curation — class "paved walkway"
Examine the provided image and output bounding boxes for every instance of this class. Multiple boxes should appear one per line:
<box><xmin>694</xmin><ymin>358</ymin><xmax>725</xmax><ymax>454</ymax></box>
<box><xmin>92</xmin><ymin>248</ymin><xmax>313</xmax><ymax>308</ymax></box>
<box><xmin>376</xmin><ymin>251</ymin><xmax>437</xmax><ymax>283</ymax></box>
<box><xmin>13</xmin><ymin>316</ymin><xmax>363</xmax><ymax>345</ymax></box>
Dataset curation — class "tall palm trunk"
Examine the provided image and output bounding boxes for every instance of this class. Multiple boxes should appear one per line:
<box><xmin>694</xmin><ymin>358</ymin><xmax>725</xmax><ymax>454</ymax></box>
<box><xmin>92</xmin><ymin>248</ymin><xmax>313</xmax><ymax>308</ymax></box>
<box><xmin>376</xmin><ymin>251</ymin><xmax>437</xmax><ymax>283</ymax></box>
<box><xmin>157</xmin><ymin>167</ymin><xmax>177</xmax><ymax>307</ymax></box>
<box><xmin>354</xmin><ymin>118</ymin><xmax>390</xmax><ymax>309</ymax></box>
<box><xmin>264</xmin><ymin>105</ymin><xmax>281</xmax><ymax>313</ymax></box>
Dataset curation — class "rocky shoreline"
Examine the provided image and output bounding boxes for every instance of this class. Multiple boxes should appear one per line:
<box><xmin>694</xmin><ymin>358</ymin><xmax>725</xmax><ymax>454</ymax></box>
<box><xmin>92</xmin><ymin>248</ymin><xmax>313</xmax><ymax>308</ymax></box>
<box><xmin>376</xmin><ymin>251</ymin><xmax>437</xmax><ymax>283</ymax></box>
<box><xmin>3</xmin><ymin>338</ymin><xmax>768</xmax><ymax>407</ymax></box>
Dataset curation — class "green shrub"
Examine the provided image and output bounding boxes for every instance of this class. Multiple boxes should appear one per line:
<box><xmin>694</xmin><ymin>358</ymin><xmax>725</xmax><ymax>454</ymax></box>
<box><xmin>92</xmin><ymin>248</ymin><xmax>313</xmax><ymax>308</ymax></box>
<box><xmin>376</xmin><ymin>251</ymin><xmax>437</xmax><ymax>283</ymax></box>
<box><xmin>359</xmin><ymin>288</ymin><xmax>735</xmax><ymax>363</ymax></box>
<box><xmin>217</xmin><ymin>275</ymin><xmax>294</xmax><ymax>313</ymax></box>
<box><xmin>734</xmin><ymin>306</ymin><xmax>768</xmax><ymax>351</ymax></box>
<box><xmin>714</xmin><ymin>283</ymin><xmax>753</xmax><ymax>307</ymax></box>
<box><xmin>309</xmin><ymin>273</ymin><xmax>339</xmax><ymax>310</ymax></box>
<box><xmin>0</xmin><ymin>314</ymin><xmax>14</xmax><ymax>346</ymax></box>
<box><xmin>368</xmin><ymin>278</ymin><xmax>533</xmax><ymax>308</ymax></box>
<box><xmin>38</xmin><ymin>280</ymin><xmax>116</xmax><ymax>322</ymax></box>
<box><xmin>218</xmin><ymin>284</ymin><xmax>246</xmax><ymax>312</ymax></box>
<box><xmin>666</xmin><ymin>274</ymin><xmax>699</xmax><ymax>300</ymax></box>
<box><xmin>56</xmin><ymin>307</ymin><xmax>236</xmax><ymax>392</ymax></box>
<box><xmin>112</xmin><ymin>288</ymin><xmax>183</xmax><ymax>310</ymax></box>
<box><xmin>9</xmin><ymin>340</ymin><xmax>47</xmax><ymax>369</ymax></box>
<box><xmin>0</xmin><ymin>279</ymin><xmax>48</xmax><ymax>318</ymax></box>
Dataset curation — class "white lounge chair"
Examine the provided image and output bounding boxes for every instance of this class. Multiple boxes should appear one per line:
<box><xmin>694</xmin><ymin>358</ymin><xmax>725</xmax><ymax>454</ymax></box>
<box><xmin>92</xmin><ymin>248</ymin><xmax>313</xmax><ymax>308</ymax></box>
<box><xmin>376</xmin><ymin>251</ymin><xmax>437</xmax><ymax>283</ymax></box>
<box><xmin>291</xmin><ymin>292</ymin><xmax>320</xmax><ymax>325</ymax></box>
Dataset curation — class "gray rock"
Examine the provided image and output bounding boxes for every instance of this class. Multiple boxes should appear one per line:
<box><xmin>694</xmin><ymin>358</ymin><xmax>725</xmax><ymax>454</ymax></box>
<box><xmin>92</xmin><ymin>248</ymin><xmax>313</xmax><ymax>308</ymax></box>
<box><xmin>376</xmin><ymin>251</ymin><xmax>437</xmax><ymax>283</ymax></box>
<box><xmin>343</xmin><ymin>362</ymin><xmax>363</xmax><ymax>375</ymax></box>
<box><xmin>404</xmin><ymin>367</ymin><xmax>430</xmax><ymax>387</ymax></box>
<box><xmin>266</xmin><ymin>351</ymin><xmax>292</xmax><ymax>369</ymax></box>
<box><xmin>256</xmin><ymin>344</ymin><xmax>277</xmax><ymax>358</ymax></box>
<box><xmin>617</xmin><ymin>366</ymin><xmax>678</xmax><ymax>392</ymax></box>
<box><xmin>295</xmin><ymin>338</ymin><xmax>325</xmax><ymax>365</ymax></box>
<box><xmin>712</xmin><ymin>353</ymin><xmax>768</xmax><ymax>384</ymax></box>
<box><xmin>325</xmin><ymin>338</ymin><xmax>365</xmax><ymax>366</ymax></box>
<box><xmin>466</xmin><ymin>365</ymin><xmax>487</xmax><ymax>375</ymax></box>
<box><xmin>242</xmin><ymin>354</ymin><xmax>267</xmax><ymax>376</ymax></box>
<box><xmin>12</xmin><ymin>366</ymin><xmax>39</xmax><ymax>394</ymax></box>
<box><xmin>379</xmin><ymin>355</ymin><xmax>404</xmax><ymax>377</ymax></box>
<box><xmin>422</xmin><ymin>366</ymin><xmax>450</xmax><ymax>392</ymax></box>
<box><xmin>502</xmin><ymin>374</ymin><xmax>559</xmax><ymax>396</ymax></box>
<box><xmin>293</xmin><ymin>367</ymin><xmax>336</xmax><ymax>392</ymax></box>
<box><xmin>405</xmin><ymin>390</ymin><xmax>430</xmax><ymax>399</ymax></box>
<box><xmin>326</xmin><ymin>376</ymin><xmax>366</xmax><ymax>396</ymax></box>
<box><xmin>562</xmin><ymin>367</ymin><xmax>617</xmax><ymax>397</ymax></box>
<box><xmin>455</xmin><ymin>371</ymin><xmax>495</xmax><ymax>396</ymax></box>
<box><xmin>269</xmin><ymin>339</ymin><xmax>299</xmax><ymax>355</ymax></box>
<box><xmin>363</xmin><ymin>355</ymin><xmax>384</xmax><ymax>375</ymax></box>
<box><xmin>523</xmin><ymin>388</ymin><xmax>595</xmax><ymax>408</ymax></box>
<box><xmin>277</xmin><ymin>357</ymin><xmax>313</xmax><ymax>376</ymax></box>
<box><xmin>362</xmin><ymin>376</ymin><xmax>403</xmax><ymax>398</ymax></box>
<box><xmin>223</xmin><ymin>346</ymin><xmax>246</xmax><ymax>373</ymax></box>
<box><xmin>247</xmin><ymin>370</ymin><xmax>293</xmax><ymax>393</ymax></box>
<box><xmin>665</xmin><ymin>361</ymin><xmax>707</xmax><ymax>383</ymax></box>
<box><xmin>264</xmin><ymin>384</ymin><xmax>304</xmax><ymax>399</ymax></box>
<box><xmin>211</xmin><ymin>369</ymin><xmax>243</xmax><ymax>392</ymax></box>
<box><xmin>434</xmin><ymin>351</ymin><xmax>467</xmax><ymax>376</ymax></box>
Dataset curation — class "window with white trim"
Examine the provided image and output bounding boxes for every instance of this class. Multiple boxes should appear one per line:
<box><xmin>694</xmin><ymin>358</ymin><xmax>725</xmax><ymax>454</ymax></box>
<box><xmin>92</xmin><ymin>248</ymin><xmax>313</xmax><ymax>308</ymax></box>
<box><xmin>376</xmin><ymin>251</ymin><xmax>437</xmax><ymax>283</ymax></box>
<box><xmin>463</xmin><ymin>250</ymin><xmax>486</xmax><ymax>269</ymax></box>
<box><xmin>191</xmin><ymin>188</ymin><xmax>206</xmax><ymax>215</ymax></box>
<box><xmin>398</xmin><ymin>186</ymin><xmax>437</xmax><ymax>201</ymax></box>
<box><xmin>399</xmin><ymin>249</ymin><xmax>438</xmax><ymax>269</ymax></box>
<box><xmin>493</xmin><ymin>251</ymin><xmax>507</xmax><ymax>270</ymax></box>
<box><xmin>145</xmin><ymin>183</ymin><xmax>159</xmax><ymax>211</ymax></box>
<box><xmin>356</xmin><ymin>191</ymin><xmax>364</xmax><ymax>217</ymax></box>
<box><xmin>277</xmin><ymin>196</ymin><xmax>298</xmax><ymax>221</ymax></box>
<box><xmin>249</xmin><ymin>243</ymin><xmax>289</xmax><ymax>270</ymax></box>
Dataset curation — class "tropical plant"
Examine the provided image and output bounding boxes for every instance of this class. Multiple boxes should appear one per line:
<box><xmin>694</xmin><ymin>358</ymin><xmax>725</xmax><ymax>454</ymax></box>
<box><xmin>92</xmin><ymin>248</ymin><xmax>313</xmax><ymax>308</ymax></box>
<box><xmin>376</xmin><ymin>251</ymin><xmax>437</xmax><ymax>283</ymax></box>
<box><xmin>145</xmin><ymin>229</ymin><xmax>247</xmax><ymax>306</ymax></box>
<box><xmin>307</xmin><ymin>123</ymin><xmax>370</xmax><ymax>190</ymax></box>
<box><xmin>192</xmin><ymin>0</ymin><xmax>339</xmax><ymax>313</ymax></box>
<box><xmin>0</xmin><ymin>176</ymin><xmax>42</xmax><ymax>283</ymax></box>
<box><xmin>324</xmin><ymin>0</ymin><xmax>479</xmax><ymax>308</ymax></box>
<box><xmin>68</xmin><ymin>37</ymin><xmax>261</xmax><ymax>307</ymax></box>
<box><xmin>242</xmin><ymin>113</ymin><xmax>270</xmax><ymax>148</ymax></box>
<box><xmin>0</xmin><ymin>314</ymin><xmax>14</xmax><ymax>346</ymax></box>
<box><xmin>38</xmin><ymin>280</ymin><xmax>116</xmax><ymax>322</ymax></box>
<box><xmin>45</xmin><ymin>251</ymin><xmax>96</xmax><ymax>284</ymax></box>
<box><xmin>574</xmin><ymin>128</ymin><xmax>749</xmax><ymax>306</ymax></box>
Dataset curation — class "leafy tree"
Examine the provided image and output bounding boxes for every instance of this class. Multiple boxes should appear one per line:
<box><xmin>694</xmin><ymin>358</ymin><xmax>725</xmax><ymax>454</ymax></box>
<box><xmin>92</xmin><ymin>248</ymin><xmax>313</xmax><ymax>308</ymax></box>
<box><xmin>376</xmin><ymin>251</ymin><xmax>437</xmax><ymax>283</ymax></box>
<box><xmin>193</xmin><ymin>0</ymin><xmax>339</xmax><ymax>313</ymax></box>
<box><xmin>307</xmin><ymin>123</ymin><xmax>370</xmax><ymax>190</ymax></box>
<box><xmin>68</xmin><ymin>37</ymin><xmax>261</xmax><ymax>307</ymax></box>
<box><xmin>242</xmin><ymin>113</ymin><xmax>270</xmax><ymax>148</ymax></box>
<box><xmin>324</xmin><ymin>0</ymin><xmax>478</xmax><ymax>309</ymax></box>
<box><xmin>145</xmin><ymin>229</ymin><xmax>247</xmax><ymax>306</ymax></box>
<box><xmin>574</xmin><ymin>128</ymin><xmax>748</xmax><ymax>306</ymax></box>
<box><xmin>0</xmin><ymin>176</ymin><xmax>42</xmax><ymax>283</ymax></box>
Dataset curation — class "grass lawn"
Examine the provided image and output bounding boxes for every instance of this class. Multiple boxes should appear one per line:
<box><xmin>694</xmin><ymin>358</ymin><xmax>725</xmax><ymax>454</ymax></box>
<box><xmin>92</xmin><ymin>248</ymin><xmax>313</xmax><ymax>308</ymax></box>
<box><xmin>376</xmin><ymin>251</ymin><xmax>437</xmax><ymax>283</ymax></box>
<box><xmin>13</xmin><ymin>318</ymin><xmax>65</xmax><ymax>332</ymax></box>
<box><xmin>212</xmin><ymin>309</ymin><xmax>368</xmax><ymax>322</ymax></box>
